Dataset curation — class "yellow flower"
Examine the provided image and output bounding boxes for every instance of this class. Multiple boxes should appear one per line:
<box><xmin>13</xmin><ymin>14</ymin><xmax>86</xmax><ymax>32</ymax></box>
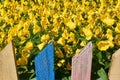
<box><xmin>24</xmin><ymin>41</ymin><xmax>33</xmax><ymax>51</ymax></box>
<box><xmin>97</xmin><ymin>40</ymin><xmax>110</xmax><ymax>51</ymax></box>
<box><xmin>60</xmin><ymin>59</ymin><xmax>65</xmax><ymax>64</ymax></box>
<box><xmin>64</xmin><ymin>45</ymin><xmax>72</xmax><ymax>54</ymax></box>
<box><xmin>17</xmin><ymin>52</ymin><xmax>30</xmax><ymax>66</ymax></box>
<box><xmin>41</xmin><ymin>34</ymin><xmax>50</xmax><ymax>42</ymax></box>
<box><xmin>106</xmin><ymin>29</ymin><xmax>113</xmax><ymax>41</ymax></box>
<box><xmin>68</xmin><ymin>32</ymin><xmax>75</xmax><ymax>43</ymax></box>
<box><xmin>56</xmin><ymin>48</ymin><xmax>64</xmax><ymax>58</ymax></box>
<box><xmin>19</xmin><ymin>36</ymin><xmax>26</xmax><ymax>44</ymax></box>
<box><xmin>18</xmin><ymin>29</ymin><xmax>30</xmax><ymax>37</ymax></box>
<box><xmin>17</xmin><ymin>57</ymin><xmax>28</xmax><ymax>66</ymax></box>
<box><xmin>103</xmin><ymin>17</ymin><xmax>115</xmax><ymax>26</ymax></box>
<box><xmin>51</xmin><ymin>23</ymin><xmax>60</xmax><ymax>36</ymax></box>
<box><xmin>80</xmin><ymin>41</ymin><xmax>86</xmax><ymax>46</ymax></box>
<box><xmin>57</xmin><ymin>37</ymin><xmax>65</xmax><ymax>45</ymax></box>
<box><xmin>33</xmin><ymin>25</ymin><xmax>41</xmax><ymax>34</ymax></box>
<box><xmin>93</xmin><ymin>27</ymin><xmax>102</xmax><ymax>37</ymax></box>
<box><xmin>66</xmin><ymin>20</ymin><xmax>76</xmax><ymax>30</ymax></box>
<box><xmin>37</xmin><ymin>42</ymin><xmax>46</xmax><ymax>50</ymax></box>
<box><xmin>75</xmin><ymin>49</ymin><xmax>81</xmax><ymax>54</ymax></box>
<box><xmin>6</xmin><ymin>36</ymin><xmax>13</xmax><ymax>43</ymax></box>
<box><xmin>115</xmin><ymin>23</ymin><xmax>120</xmax><ymax>33</ymax></box>
<box><xmin>109</xmin><ymin>41</ymin><xmax>114</xmax><ymax>48</ymax></box>
<box><xmin>114</xmin><ymin>34</ymin><xmax>120</xmax><ymax>46</ymax></box>
<box><xmin>41</xmin><ymin>17</ymin><xmax>49</xmax><ymax>29</ymax></box>
<box><xmin>57</xmin><ymin>59</ymin><xmax>65</xmax><ymax>67</ymax></box>
<box><xmin>0</xmin><ymin>32</ymin><xmax>5</xmax><ymax>39</ymax></box>
<box><xmin>62</xmin><ymin>29</ymin><xmax>69</xmax><ymax>39</ymax></box>
<box><xmin>82</xmin><ymin>27</ymin><xmax>93</xmax><ymax>40</ymax></box>
<box><xmin>57</xmin><ymin>63</ymin><xmax>62</xmax><ymax>67</ymax></box>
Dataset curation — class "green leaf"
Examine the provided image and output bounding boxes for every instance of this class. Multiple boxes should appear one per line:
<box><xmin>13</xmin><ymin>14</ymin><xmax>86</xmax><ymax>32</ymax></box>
<box><xmin>30</xmin><ymin>77</ymin><xmax>36</xmax><ymax>80</ymax></box>
<box><xmin>97</xmin><ymin>68</ymin><xmax>108</xmax><ymax>80</ymax></box>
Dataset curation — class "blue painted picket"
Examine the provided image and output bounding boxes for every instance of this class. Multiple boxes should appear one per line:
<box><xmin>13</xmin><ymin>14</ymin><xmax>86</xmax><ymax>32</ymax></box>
<box><xmin>34</xmin><ymin>42</ymin><xmax>55</xmax><ymax>80</ymax></box>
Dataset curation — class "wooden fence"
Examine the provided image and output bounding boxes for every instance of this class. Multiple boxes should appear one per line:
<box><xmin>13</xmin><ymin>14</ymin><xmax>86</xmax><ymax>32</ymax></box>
<box><xmin>0</xmin><ymin>41</ymin><xmax>119</xmax><ymax>80</ymax></box>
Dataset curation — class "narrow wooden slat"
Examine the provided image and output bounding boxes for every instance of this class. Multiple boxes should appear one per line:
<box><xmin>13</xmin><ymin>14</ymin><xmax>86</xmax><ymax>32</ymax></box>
<box><xmin>34</xmin><ymin>42</ymin><xmax>54</xmax><ymax>80</ymax></box>
<box><xmin>72</xmin><ymin>42</ymin><xmax>92</xmax><ymax>80</ymax></box>
<box><xmin>0</xmin><ymin>42</ymin><xmax>18</xmax><ymax>80</ymax></box>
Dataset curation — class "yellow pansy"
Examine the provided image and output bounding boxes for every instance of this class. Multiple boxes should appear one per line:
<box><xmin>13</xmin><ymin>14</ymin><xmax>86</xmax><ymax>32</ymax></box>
<box><xmin>94</xmin><ymin>26</ymin><xmax>102</xmax><ymax>37</ymax></box>
<box><xmin>106</xmin><ymin>29</ymin><xmax>113</xmax><ymax>41</ymax></box>
<box><xmin>82</xmin><ymin>27</ymin><xmax>93</xmax><ymax>40</ymax></box>
<box><xmin>6</xmin><ymin>36</ymin><xmax>13</xmax><ymax>43</ymax></box>
<box><xmin>60</xmin><ymin>59</ymin><xmax>65</xmax><ymax>64</ymax></box>
<box><xmin>66</xmin><ymin>20</ymin><xmax>76</xmax><ymax>30</ymax></box>
<box><xmin>117</xmin><ymin>12</ymin><xmax>120</xmax><ymax>19</ymax></box>
<box><xmin>103</xmin><ymin>16</ymin><xmax>115</xmax><ymax>26</ymax></box>
<box><xmin>41</xmin><ymin>34</ymin><xmax>50</xmax><ymax>42</ymax></box>
<box><xmin>97</xmin><ymin>40</ymin><xmax>111</xmax><ymax>51</ymax></box>
<box><xmin>62</xmin><ymin>29</ymin><xmax>69</xmax><ymax>39</ymax></box>
<box><xmin>115</xmin><ymin>23</ymin><xmax>120</xmax><ymax>33</ymax></box>
<box><xmin>114</xmin><ymin>34</ymin><xmax>120</xmax><ymax>46</ymax></box>
<box><xmin>68</xmin><ymin>32</ymin><xmax>75</xmax><ymax>43</ymax></box>
<box><xmin>0</xmin><ymin>32</ymin><xmax>5</xmax><ymax>39</ymax></box>
<box><xmin>64</xmin><ymin>45</ymin><xmax>72</xmax><ymax>54</ymax></box>
<box><xmin>41</xmin><ymin>17</ymin><xmax>49</xmax><ymax>29</ymax></box>
<box><xmin>57</xmin><ymin>62</ymin><xmax>62</xmax><ymax>67</ymax></box>
<box><xmin>37</xmin><ymin>42</ymin><xmax>46</xmax><ymax>50</ymax></box>
<box><xmin>75</xmin><ymin>49</ymin><xmax>81</xmax><ymax>54</ymax></box>
<box><xmin>57</xmin><ymin>59</ymin><xmax>65</xmax><ymax>67</ymax></box>
<box><xmin>19</xmin><ymin>36</ymin><xmax>26</xmax><ymax>44</ymax></box>
<box><xmin>108</xmin><ymin>40</ymin><xmax>114</xmax><ymax>48</ymax></box>
<box><xmin>24</xmin><ymin>41</ymin><xmax>33</xmax><ymax>51</ymax></box>
<box><xmin>17</xmin><ymin>52</ymin><xmax>30</xmax><ymax>66</ymax></box>
<box><xmin>33</xmin><ymin>25</ymin><xmax>41</xmax><ymax>34</ymax></box>
<box><xmin>80</xmin><ymin>41</ymin><xmax>86</xmax><ymax>46</ymax></box>
<box><xmin>57</xmin><ymin>37</ymin><xmax>65</xmax><ymax>45</ymax></box>
<box><xmin>56</xmin><ymin>48</ymin><xmax>64</xmax><ymax>58</ymax></box>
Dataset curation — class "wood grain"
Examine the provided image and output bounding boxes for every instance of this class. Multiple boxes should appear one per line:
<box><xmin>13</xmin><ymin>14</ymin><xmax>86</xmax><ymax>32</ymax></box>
<box><xmin>108</xmin><ymin>49</ymin><xmax>120</xmax><ymax>80</ymax></box>
<box><xmin>0</xmin><ymin>42</ymin><xmax>18</xmax><ymax>80</ymax></box>
<box><xmin>72</xmin><ymin>42</ymin><xmax>92</xmax><ymax>80</ymax></box>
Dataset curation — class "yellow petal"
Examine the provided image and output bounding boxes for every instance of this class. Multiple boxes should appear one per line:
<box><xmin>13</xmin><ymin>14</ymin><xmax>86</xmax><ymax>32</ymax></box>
<box><xmin>57</xmin><ymin>63</ymin><xmax>62</xmax><ymax>67</ymax></box>
<box><xmin>115</xmin><ymin>23</ymin><xmax>120</xmax><ymax>33</ymax></box>
<box><xmin>24</xmin><ymin>41</ymin><xmax>33</xmax><ymax>51</ymax></box>
<box><xmin>37</xmin><ymin>42</ymin><xmax>46</xmax><ymax>50</ymax></box>
<box><xmin>80</xmin><ymin>41</ymin><xmax>86</xmax><ymax>46</ymax></box>
<box><xmin>57</xmin><ymin>37</ymin><xmax>65</xmax><ymax>45</ymax></box>
<box><xmin>97</xmin><ymin>40</ymin><xmax>110</xmax><ymax>51</ymax></box>
<box><xmin>41</xmin><ymin>34</ymin><xmax>50</xmax><ymax>42</ymax></box>
<box><xmin>103</xmin><ymin>17</ymin><xmax>115</xmax><ymax>26</ymax></box>
<box><xmin>66</xmin><ymin>20</ymin><xmax>76</xmax><ymax>30</ymax></box>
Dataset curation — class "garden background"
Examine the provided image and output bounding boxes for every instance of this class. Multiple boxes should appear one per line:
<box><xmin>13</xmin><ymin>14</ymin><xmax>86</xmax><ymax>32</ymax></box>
<box><xmin>0</xmin><ymin>0</ymin><xmax>120</xmax><ymax>80</ymax></box>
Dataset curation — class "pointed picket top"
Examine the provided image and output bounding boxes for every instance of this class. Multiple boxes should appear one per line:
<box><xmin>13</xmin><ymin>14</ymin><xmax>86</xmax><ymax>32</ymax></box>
<box><xmin>0</xmin><ymin>41</ymin><xmax>18</xmax><ymax>80</ymax></box>
<box><xmin>72</xmin><ymin>42</ymin><xmax>93</xmax><ymax>80</ymax></box>
<box><xmin>35</xmin><ymin>42</ymin><xmax>55</xmax><ymax>80</ymax></box>
<box><xmin>108</xmin><ymin>48</ymin><xmax>120</xmax><ymax>80</ymax></box>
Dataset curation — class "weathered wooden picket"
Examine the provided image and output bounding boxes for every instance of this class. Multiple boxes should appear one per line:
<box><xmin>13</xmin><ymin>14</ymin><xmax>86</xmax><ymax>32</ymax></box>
<box><xmin>72</xmin><ymin>42</ymin><xmax>92</xmax><ymax>80</ymax></box>
<box><xmin>0</xmin><ymin>42</ymin><xmax>18</xmax><ymax>80</ymax></box>
<box><xmin>0</xmin><ymin>41</ymin><xmax>119</xmax><ymax>80</ymax></box>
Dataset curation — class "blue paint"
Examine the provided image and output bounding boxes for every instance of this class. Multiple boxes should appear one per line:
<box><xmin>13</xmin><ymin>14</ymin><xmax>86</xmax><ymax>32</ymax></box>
<box><xmin>35</xmin><ymin>42</ymin><xmax>54</xmax><ymax>80</ymax></box>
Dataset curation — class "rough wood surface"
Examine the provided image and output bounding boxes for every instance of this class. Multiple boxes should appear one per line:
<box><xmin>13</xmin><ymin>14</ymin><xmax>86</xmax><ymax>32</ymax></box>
<box><xmin>72</xmin><ymin>42</ymin><xmax>92</xmax><ymax>80</ymax></box>
<box><xmin>108</xmin><ymin>49</ymin><xmax>120</xmax><ymax>80</ymax></box>
<box><xmin>35</xmin><ymin>42</ymin><xmax>54</xmax><ymax>80</ymax></box>
<box><xmin>0</xmin><ymin>42</ymin><xmax>18</xmax><ymax>80</ymax></box>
